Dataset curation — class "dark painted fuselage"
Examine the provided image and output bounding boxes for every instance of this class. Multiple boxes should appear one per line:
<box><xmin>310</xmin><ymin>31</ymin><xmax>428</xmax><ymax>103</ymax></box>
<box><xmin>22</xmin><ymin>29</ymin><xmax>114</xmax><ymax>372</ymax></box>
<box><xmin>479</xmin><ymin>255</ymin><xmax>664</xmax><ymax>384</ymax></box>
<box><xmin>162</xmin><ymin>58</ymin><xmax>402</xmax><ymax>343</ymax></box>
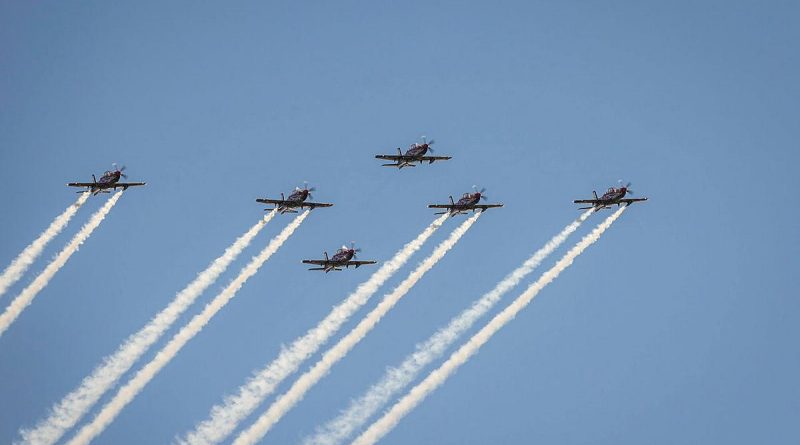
<box><xmin>404</xmin><ymin>144</ymin><xmax>430</xmax><ymax>158</ymax></box>
<box><xmin>97</xmin><ymin>171</ymin><xmax>122</xmax><ymax>186</ymax></box>
<box><xmin>277</xmin><ymin>189</ymin><xmax>310</xmax><ymax>213</ymax></box>
<box><xmin>597</xmin><ymin>187</ymin><xmax>629</xmax><ymax>205</ymax></box>
<box><xmin>454</xmin><ymin>192</ymin><xmax>481</xmax><ymax>207</ymax></box>
<box><xmin>86</xmin><ymin>171</ymin><xmax>124</xmax><ymax>194</ymax></box>
<box><xmin>329</xmin><ymin>249</ymin><xmax>356</xmax><ymax>264</ymax></box>
<box><xmin>440</xmin><ymin>192</ymin><xmax>485</xmax><ymax>216</ymax></box>
<box><xmin>286</xmin><ymin>189</ymin><xmax>310</xmax><ymax>203</ymax></box>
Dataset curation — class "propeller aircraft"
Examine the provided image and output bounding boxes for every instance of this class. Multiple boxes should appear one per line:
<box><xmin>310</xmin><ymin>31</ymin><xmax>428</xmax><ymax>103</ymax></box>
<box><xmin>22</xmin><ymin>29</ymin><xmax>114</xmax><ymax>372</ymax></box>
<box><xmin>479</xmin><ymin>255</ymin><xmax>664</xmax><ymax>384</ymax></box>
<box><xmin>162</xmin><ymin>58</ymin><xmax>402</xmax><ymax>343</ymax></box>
<box><xmin>302</xmin><ymin>242</ymin><xmax>377</xmax><ymax>273</ymax></box>
<box><xmin>375</xmin><ymin>136</ymin><xmax>452</xmax><ymax>169</ymax></box>
<box><xmin>428</xmin><ymin>186</ymin><xmax>503</xmax><ymax>217</ymax></box>
<box><xmin>573</xmin><ymin>181</ymin><xmax>648</xmax><ymax>211</ymax></box>
<box><xmin>67</xmin><ymin>164</ymin><xmax>145</xmax><ymax>195</ymax></box>
<box><xmin>256</xmin><ymin>183</ymin><xmax>333</xmax><ymax>214</ymax></box>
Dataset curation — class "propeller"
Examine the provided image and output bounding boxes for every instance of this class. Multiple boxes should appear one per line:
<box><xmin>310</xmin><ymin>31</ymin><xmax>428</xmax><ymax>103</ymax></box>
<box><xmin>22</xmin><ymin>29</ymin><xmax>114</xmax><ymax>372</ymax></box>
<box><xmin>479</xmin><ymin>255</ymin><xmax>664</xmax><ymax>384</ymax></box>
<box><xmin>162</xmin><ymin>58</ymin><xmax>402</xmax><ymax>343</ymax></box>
<box><xmin>421</xmin><ymin>135</ymin><xmax>436</xmax><ymax>151</ymax></box>
<box><xmin>296</xmin><ymin>181</ymin><xmax>316</xmax><ymax>199</ymax></box>
<box><xmin>617</xmin><ymin>179</ymin><xmax>634</xmax><ymax>195</ymax></box>
<box><xmin>472</xmin><ymin>185</ymin><xmax>488</xmax><ymax>200</ymax></box>
<box><xmin>112</xmin><ymin>163</ymin><xmax>128</xmax><ymax>178</ymax></box>
<box><xmin>346</xmin><ymin>241</ymin><xmax>362</xmax><ymax>257</ymax></box>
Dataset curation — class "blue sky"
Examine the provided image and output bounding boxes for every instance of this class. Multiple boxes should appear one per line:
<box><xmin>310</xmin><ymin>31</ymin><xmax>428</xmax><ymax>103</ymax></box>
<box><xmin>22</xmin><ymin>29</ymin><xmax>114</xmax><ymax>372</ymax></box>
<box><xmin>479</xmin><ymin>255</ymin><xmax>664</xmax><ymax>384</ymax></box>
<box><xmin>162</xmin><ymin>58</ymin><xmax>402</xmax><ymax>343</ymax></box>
<box><xmin>1</xmin><ymin>1</ymin><xmax>798</xmax><ymax>444</ymax></box>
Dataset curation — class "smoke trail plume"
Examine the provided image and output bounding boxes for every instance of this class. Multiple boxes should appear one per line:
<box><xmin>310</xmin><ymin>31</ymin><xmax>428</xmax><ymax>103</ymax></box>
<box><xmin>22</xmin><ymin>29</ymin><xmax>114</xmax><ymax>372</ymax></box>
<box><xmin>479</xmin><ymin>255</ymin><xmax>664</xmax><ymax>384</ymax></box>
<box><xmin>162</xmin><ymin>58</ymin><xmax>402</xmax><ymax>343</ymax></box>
<box><xmin>0</xmin><ymin>194</ymin><xmax>90</xmax><ymax>299</ymax></box>
<box><xmin>0</xmin><ymin>192</ymin><xmax>123</xmax><ymax>338</ymax></box>
<box><xmin>17</xmin><ymin>211</ymin><xmax>277</xmax><ymax>445</ymax></box>
<box><xmin>178</xmin><ymin>214</ymin><xmax>448</xmax><ymax>445</ymax></box>
<box><xmin>65</xmin><ymin>211</ymin><xmax>309</xmax><ymax>445</ymax></box>
<box><xmin>352</xmin><ymin>207</ymin><xmax>626</xmax><ymax>445</ymax></box>
<box><xmin>305</xmin><ymin>209</ymin><xmax>593</xmax><ymax>445</ymax></box>
<box><xmin>232</xmin><ymin>212</ymin><xmax>482</xmax><ymax>445</ymax></box>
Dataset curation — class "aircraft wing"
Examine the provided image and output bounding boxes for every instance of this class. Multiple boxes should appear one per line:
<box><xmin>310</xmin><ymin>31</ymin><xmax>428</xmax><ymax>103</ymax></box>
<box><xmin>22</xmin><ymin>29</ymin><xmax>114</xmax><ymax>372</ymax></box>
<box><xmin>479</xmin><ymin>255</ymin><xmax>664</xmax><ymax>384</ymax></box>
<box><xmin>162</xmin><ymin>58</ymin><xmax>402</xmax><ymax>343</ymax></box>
<box><xmin>302</xmin><ymin>259</ymin><xmax>328</xmax><ymax>266</ymax></box>
<box><xmin>472</xmin><ymin>204</ymin><xmax>503</xmax><ymax>211</ymax></box>
<box><xmin>375</xmin><ymin>155</ymin><xmax>451</xmax><ymax>164</ymax></box>
<box><xmin>375</xmin><ymin>154</ymin><xmax>405</xmax><ymax>161</ymax></box>
<box><xmin>67</xmin><ymin>182</ymin><xmax>145</xmax><ymax>188</ymax></box>
<box><xmin>620</xmin><ymin>198</ymin><xmax>648</xmax><ymax>205</ymax></box>
<box><xmin>255</xmin><ymin>199</ymin><xmax>332</xmax><ymax>209</ymax></box>
<box><xmin>301</xmin><ymin>201</ymin><xmax>333</xmax><ymax>209</ymax></box>
<box><xmin>573</xmin><ymin>199</ymin><xmax>600</xmax><ymax>204</ymax></box>
<box><xmin>256</xmin><ymin>198</ymin><xmax>285</xmax><ymax>205</ymax></box>
<box><xmin>427</xmin><ymin>204</ymin><xmax>502</xmax><ymax>209</ymax></box>
<box><xmin>343</xmin><ymin>260</ymin><xmax>377</xmax><ymax>267</ymax></box>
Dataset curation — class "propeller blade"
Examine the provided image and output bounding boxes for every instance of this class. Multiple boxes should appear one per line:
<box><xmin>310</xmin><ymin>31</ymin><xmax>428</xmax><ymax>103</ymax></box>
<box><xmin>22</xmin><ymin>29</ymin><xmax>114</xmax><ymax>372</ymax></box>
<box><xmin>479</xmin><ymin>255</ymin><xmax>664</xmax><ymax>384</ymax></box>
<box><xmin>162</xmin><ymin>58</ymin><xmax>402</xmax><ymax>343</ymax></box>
<box><xmin>301</xmin><ymin>181</ymin><xmax>315</xmax><ymax>198</ymax></box>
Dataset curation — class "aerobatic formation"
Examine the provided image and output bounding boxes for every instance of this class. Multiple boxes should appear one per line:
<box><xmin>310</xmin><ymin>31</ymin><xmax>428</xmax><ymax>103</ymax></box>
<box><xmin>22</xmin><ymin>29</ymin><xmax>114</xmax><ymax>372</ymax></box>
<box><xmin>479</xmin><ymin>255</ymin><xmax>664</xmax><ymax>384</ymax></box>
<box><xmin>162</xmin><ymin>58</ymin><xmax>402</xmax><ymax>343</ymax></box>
<box><xmin>1</xmin><ymin>138</ymin><xmax>647</xmax><ymax>445</ymax></box>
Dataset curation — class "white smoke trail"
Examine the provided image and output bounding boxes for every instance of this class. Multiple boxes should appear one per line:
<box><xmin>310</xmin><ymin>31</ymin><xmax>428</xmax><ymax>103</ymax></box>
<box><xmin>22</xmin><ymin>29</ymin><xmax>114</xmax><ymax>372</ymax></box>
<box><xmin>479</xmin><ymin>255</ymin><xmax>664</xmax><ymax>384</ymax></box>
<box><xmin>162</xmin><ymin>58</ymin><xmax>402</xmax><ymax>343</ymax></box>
<box><xmin>178</xmin><ymin>214</ymin><xmax>448</xmax><ymax>445</ymax></box>
<box><xmin>232</xmin><ymin>212</ymin><xmax>482</xmax><ymax>445</ymax></box>
<box><xmin>0</xmin><ymin>194</ymin><xmax>90</xmax><ymax>299</ymax></box>
<box><xmin>305</xmin><ymin>209</ymin><xmax>593</xmax><ymax>445</ymax></box>
<box><xmin>17</xmin><ymin>211</ymin><xmax>277</xmax><ymax>445</ymax></box>
<box><xmin>0</xmin><ymin>192</ymin><xmax>123</xmax><ymax>338</ymax></box>
<box><xmin>352</xmin><ymin>207</ymin><xmax>626</xmax><ymax>445</ymax></box>
<box><xmin>65</xmin><ymin>211</ymin><xmax>309</xmax><ymax>445</ymax></box>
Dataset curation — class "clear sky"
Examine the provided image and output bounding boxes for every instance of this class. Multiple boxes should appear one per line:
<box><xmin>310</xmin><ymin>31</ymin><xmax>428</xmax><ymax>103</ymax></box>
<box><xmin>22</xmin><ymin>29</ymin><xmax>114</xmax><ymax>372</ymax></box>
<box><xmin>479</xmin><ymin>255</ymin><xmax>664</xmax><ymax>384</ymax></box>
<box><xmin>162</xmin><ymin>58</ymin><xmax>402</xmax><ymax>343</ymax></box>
<box><xmin>1</xmin><ymin>1</ymin><xmax>798</xmax><ymax>444</ymax></box>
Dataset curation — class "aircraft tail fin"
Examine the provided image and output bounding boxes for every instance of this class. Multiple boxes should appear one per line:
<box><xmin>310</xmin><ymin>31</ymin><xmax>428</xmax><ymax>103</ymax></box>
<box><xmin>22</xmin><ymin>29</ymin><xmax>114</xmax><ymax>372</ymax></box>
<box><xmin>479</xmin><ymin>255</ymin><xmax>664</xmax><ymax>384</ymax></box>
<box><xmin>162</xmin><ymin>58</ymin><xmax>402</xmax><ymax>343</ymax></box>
<box><xmin>593</xmin><ymin>190</ymin><xmax>598</xmax><ymax>200</ymax></box>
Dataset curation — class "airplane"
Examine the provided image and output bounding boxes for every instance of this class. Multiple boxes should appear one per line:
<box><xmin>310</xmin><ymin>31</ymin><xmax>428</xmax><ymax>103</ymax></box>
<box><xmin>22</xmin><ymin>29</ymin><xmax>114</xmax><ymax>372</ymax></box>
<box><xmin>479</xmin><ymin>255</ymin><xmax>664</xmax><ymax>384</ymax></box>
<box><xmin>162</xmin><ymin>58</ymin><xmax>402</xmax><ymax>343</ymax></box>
<box><xmin>428</xmin><ymin>186</ymin><xmax>503</xmax><ymax>217</ymax></box>
<box><xmin>302</xmin><ymin>243</ymin><xmax>377</xmax><ymax>273</ymax></box>
<box><xmin>67</xmin><ymin>164</ymin><xmax>145</xmax><ymax>195</ymax></box>
<box><xmin>375</xmin><ymin>136</ymin><xmax>452</xmax><ymax>169</ymax></box>
<box><xmin>573</xmin><ymin>181</ymin><xmax>648</xmax><ymax>211</ymax></box>
<box><xmin>256</xmin><ymin>183</ymin><xmax>333</xmax><ymax>214</ymax></box>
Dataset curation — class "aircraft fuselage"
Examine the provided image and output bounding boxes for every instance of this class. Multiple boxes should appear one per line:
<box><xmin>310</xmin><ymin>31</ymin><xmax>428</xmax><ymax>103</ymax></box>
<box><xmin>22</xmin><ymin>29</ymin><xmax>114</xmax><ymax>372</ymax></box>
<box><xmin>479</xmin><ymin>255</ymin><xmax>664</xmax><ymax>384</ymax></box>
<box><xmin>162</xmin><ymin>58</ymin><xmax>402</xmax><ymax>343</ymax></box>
<box><xmin>286</xmin><ymin>189</ymin><xmax>310</xmax><ymax>203</ymax></box>
<box><xmin>405</xmin><ymin>144</ymin><xmax>429</xmax><ymax>158</ymax></box>
<box><xmin>597</xmin><ymin>187</ymin><xmax>629</xmax><ymax>206</ymax></box>
<box><xmin>97</xmin><ymin>171</ymin><xmax>122</xmax><ymax>185</ymax></box>
<box><xmin>330</xmin><ymin>249</ymin><xmax>355</xmax><ymax>264</ymax></box>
